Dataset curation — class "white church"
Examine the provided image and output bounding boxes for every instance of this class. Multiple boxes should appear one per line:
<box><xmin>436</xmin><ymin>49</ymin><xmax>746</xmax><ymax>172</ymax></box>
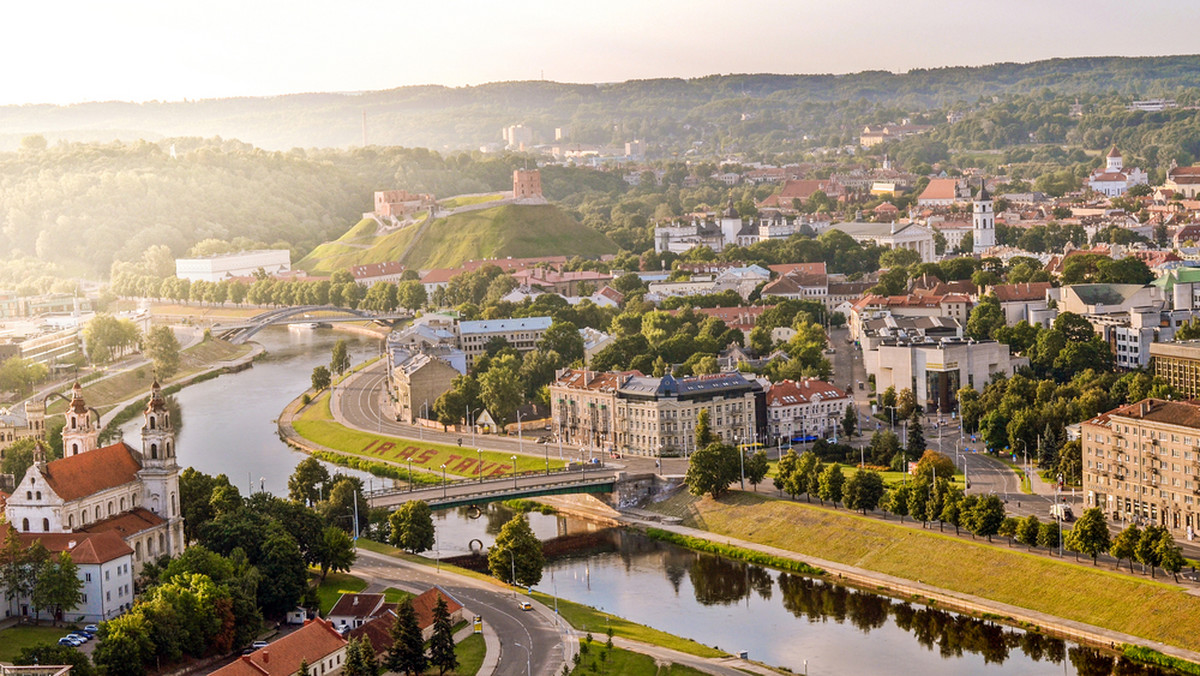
<box><xmin>1086</xmin><ymin>146</ymin><xmax>1148</xmax><ymax>197</ymax></box>
<box><xmin>3</xmin><ymin>382</ymin><xmax>185</xmax><ymax>622</ymax></box>
<box><xmin>973</xmin><ymin>183</ymin><xmax>996</xmax><ymax>254</ymax></box>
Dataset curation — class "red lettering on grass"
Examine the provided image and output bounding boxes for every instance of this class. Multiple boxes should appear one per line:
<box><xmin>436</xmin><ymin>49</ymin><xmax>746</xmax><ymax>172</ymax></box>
<box><xmin>374</xmin><ymin>442</ymin><xmax>394</xmax><ymax>456</ymax></box>
<box><xmin>415</xmin><ymin>449</ymin><xmax>437</xmax><ymax>465</ymax></box>
<box><xmin>490</xmin><ymin>465</ymin><xmax>510</xmax><ymax>476</ymax></box>
<box><xmin>455</xmin><ymin>458</ymin><xmax>476</xmax><ymax>473</ymax></box>
<box><xmin>396</xmin><ymin>446</ymin><xmax>419</xmax><ymax>459</ymax></box>
<box><xmin>362</xmin><ymin>440</ymin><xmax>379</xmax><ymax>453</ymax></box>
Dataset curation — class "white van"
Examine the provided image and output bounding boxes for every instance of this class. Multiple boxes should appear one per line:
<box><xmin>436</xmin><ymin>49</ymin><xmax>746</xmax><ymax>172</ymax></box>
<box><xmin>1049</xmin><ymin>504</ymin><xmax>1074</xmax><ymax>521</ymax></box>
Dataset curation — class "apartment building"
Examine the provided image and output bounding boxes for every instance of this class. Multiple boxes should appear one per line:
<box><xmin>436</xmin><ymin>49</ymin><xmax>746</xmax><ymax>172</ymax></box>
<box><xmin>549</xmin><ymin>369</ymin><xmax>764</xmax><ymax>457</ymax></box>
<box><xmin>457</xmin><ymin>317</ymin><xmax>552</xmax><ymax>367</ymax></box>
<box><xmin>1150</xmin><ymin>341</ymin><xmax>1200</xmax><ymax>399</ymax></box>
<box><xmin>1081</xmin><ymin>398</ymin><xmax>1200</xmax><ymax>539</ymax></box>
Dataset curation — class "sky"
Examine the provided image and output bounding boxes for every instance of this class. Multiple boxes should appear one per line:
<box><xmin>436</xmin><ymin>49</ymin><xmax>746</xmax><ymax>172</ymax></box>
<box><xmin>5</xmin><ymin>0</ymin><xmax>1200</xmax><ymax>106</ymax></box>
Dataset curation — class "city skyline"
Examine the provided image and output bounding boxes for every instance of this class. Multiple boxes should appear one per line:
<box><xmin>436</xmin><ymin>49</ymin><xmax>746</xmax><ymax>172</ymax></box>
<box><xmin>4</xmin><ymin>0</ymin><xmax>1200</xmax><ymax>106</ymax></box>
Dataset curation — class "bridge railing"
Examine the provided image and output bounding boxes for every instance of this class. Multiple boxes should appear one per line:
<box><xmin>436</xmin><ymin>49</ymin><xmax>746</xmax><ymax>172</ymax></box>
<box><xmin>365</xmin><ymin>463</ymin><xmax>615</xmax><ymax>500</ymax></box>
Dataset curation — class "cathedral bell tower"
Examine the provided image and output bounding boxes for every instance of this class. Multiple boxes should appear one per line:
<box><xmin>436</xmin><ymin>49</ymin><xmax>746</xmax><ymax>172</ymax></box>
<box><xmin>138</xmin><ymin>382</ymin><xmax>181</xmax><ymax>548</ymax></box>
<box><xmin>972</xmin><ymin>182</ymin><xmax>995</xmax><ymax>254</ymax></box>
<box><xmin>61</xmin><ymin>382</ymin><xmax>99</xmax><ymax>456</ymax></box>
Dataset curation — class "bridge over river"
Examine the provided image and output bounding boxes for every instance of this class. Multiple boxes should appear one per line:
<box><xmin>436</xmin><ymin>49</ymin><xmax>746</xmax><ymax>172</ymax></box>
<box><xmin>366</xmin><ymin>468</ymin><xmax>659</xmax><ymax>511</ymax></box>
<box><xmin>212</xmin><ymin>305</ymin><xmax>410</xmax><ymax>343</ymax></box>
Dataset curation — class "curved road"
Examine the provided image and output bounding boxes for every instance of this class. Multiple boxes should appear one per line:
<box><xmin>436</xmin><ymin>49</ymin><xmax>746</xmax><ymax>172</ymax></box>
<box><xmin>353</xmin><ymin>549</ymin><xmax>572</xmax><ymax>676</ymax></box>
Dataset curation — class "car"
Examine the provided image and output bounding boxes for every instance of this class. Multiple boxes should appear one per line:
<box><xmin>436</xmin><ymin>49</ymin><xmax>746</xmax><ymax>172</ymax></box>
<box><xmin>1049</xmin><ymin>504</ymin><xmax>1075</xmax><ymax>521</ymax></box>
<box><xmin>251</xmin><ymin>640</ymin><xmax>270</xmax><ymax>649</ymax></box>
<box><xmin>67</xmin><ymin>633</ymin><xmax>90</xmax><ymax>642</ymax></box>
<box><xmin>57</xmin><ymin>637</ymin><xmax>79</xmax><ymax>647</ymax></box>
<box><xmin>518</xmin><ymin>601</ymin><xmax>533</xmax><ymax>611</ymax></box>
<box><xmin>84</xmin><ymin>624</ymin><xmax>99</xmax><ymax>633</ymax></box>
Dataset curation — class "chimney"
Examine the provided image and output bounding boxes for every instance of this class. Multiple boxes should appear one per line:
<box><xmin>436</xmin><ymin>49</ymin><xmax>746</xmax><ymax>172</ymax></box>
<box><xmin>262</xmin><ymin>650</ymin><xmax>269</xmax><ymax>664</ymax></box>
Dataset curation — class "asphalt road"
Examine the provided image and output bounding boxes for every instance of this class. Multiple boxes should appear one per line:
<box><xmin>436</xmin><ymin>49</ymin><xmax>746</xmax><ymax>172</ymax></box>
<box><xmin>353</xmin><ymin>549</ymin><xmax>572</xmax><ymax>676</ymax></box>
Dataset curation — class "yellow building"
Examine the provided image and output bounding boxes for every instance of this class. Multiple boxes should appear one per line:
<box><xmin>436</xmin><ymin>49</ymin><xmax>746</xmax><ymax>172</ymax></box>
<box><xmin>1150</xmin><ymin>341</ymin><xmax>1200</xmax><ymax>399</ymax></box>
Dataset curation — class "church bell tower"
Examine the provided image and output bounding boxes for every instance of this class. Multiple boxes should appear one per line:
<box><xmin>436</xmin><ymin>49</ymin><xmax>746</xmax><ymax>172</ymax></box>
<box><xmin>138</xmin><ymin>381</ymin><xmax>182</xmax><ymax>554</ymax></box>
<box><xmin>61</xmin><ymin>382</ymin><xmax>99</xmax><ymax>456</ymax></box>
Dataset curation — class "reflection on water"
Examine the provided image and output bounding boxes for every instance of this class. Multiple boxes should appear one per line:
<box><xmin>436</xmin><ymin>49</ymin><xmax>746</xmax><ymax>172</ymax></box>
<box><xmin>118</xmin><ymin>327</ymin><xmax>379</xmax><ymax>495</ymax></box>
<box><xmin>429</xmin><ymin>504</ymin><xmax>1177</xmax><ymax>675</ymax></box>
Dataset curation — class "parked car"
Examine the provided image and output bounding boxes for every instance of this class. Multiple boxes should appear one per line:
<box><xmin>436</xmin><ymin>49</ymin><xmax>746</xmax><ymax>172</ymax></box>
<box><xmin>84</xmin><ymin>624</ymin><xmax>99</xmax><ymax>633</ymax></box>
<box><xmin>251</xmin><ymin>640</ymin><xmax>270</xmax><ymax>649</ymax></box>
<box><xmin>67</xmin><ymin>633</ymin><xmax>90</xmax><ymax>642</ymax></box>
<box><xmin>57</xmin><ymin>637</ymin><xmax>79</xmax><ymax>647</ymax></box>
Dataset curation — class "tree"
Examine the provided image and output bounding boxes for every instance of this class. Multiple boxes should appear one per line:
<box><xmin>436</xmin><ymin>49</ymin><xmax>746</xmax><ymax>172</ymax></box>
<box><xmin>905</xmin><ymin>409</ymin><xmax>925</xmax><ymax>460</ymax></box>
<box><xmin>144</xmin><ymin>326</ymin><xmax>181</xmax><ymax>380</ymax></box>
<box><xmin>1038</xmin><ymin>521</ymin><xmax>1061</xmax><ymax>552</ymax></box>
<box><xmin>967</xmin><ymin>294</ymin><xmax>1005</xmax><ymax>339</ymax></box>
<box><xmin>817</xmin><ymin>463</ymin><xmax>845</xmax><ymax>507</ymax></box>
<box><xmin>397</xmin><ymin>280</ymin><xmax>427</xmax><ymax>312</ymax></box>
<box><xmin>32</xmin><ymin>551</ymin><xmax>83</xmax><ymax>625</ymax></box>
<box><xmin>1016</xmin><ymin>515</ymin><xmax>1041</xmax><ymax>549</ymax></box>
<box><xmin>311</xmin><ymin>365</ymin><xmax>331</xmax><ymax>392</ymax></box>
<box><xmin>939</xmin><ymin>487</ymin><xmax>965</xmax><ymax>535</ymax></box>
<box><xmin>330</xmin><ymin>339</ymin><xmax>351</xmax><ymax>376</ymax></box>
<box><xmin>792</xmin><ymin>450</ymin><xmax>820</xmax><ymax>502</ymax></box>
<box><xmin>913</xmin><ymin>450</ymin><xmax>955</xmax><ymax>482</ymax></box>
<box><xmin>968</xmin><ymin>495</ymin><xmax>1005</xmax><ymax>542</ymax></box>
<box><xmin>1065</xmin><ymin>507</ymin><xmax>1111</xmax><ymax>565</ymax></box>
<box><xmin>886</xmin><ymin>484</ymin><xmax>910</xmax><ymax>522</ymax></box>
<box><xmin>488</xmin><ymin>515</ymin><xmax>544</xmax><ymax>587</ymax></box>
<box><xmin>298</xmin><ymin>658</ymin><xmax>310</xmax><ymax>676</ymax></box>
<box><xmin>385</xmin><ymin>600</ymin><xmax>427</xmax><ymax>676</ymax></box>
<box><xmin>843</xmin><ymin>469</ymin><xmax>885</xmax><ymax>515</ymax></box>
<box><xmin>1135</xmin><ymin>525</ymin><xmax>1166</xmax><ymax>578</ymax></box>
<box><xmin>428</xmin><ymin>596</ymin><xmax>459</xmax><ymax>676</ymax></box>
<box><xmin>774</xmin><ymin>448</ymin><xmax>800</xmax><ymax>498</ymax></box>
<box><xmin>0</xmin><ymin>357</ymin><xmax>48</xmax><ymax>395</ymax></box>
<box><xmin>685</xmin><ymin>442</ymin><xmax>739</xmax><ymax>499</ymax></box>
<box><xmin>1110</xmin><ymin>523</ymin><xmax>1141</xmax><ymax>572</ymax></box>
<box><xmin>288</xmin><ymin>457</ymin><xmax>331</xmax><ymax>506</ymax></box>
<box><xmin>316</xmin><ymin>526</ymin><xmax>356</xmax><ymax>581</ymax></box>
<box><xmin>1157</xmin><ymin>533</ymin><xmax>1186</xmax><ymax>582</ymax></box>
<box><xmin>15</xmin><ymin>643</ymin><xmax>96</xmax><ymax>676</ymax></box>
<box><xmin>388</xmin><ymin>500</ymin><xmax>436</xmax><ymax>554</ymax></box>
<box><xmin>744</xmin><ymin>450</ymin><xmax>769</xmax><ymax>491</ymax></box>
<box><xmin>695</xmin><ymin>408</ymin><xmax>715</xmax><ymax>448</ymax></box>
<box><xmin>93</xmin><ymin>612</ymin><xmax>156</xmax><ymax>676</ymax></box>
<box><xmin>538</xmin><ymin>320</ymin><xmax>585</xmax><ymax>364</ymax></box>
<box><xmin>343</xmin><ymin>636</ymin><xmax>374</xmax><ymax>676</ymax></box>
<box><xmin>841</xmin><ymin>403</ymin><xmax>858</xmax><ymax>439</ymax></box>
<box><xmin>478</xmin><ymin>356</ymin><xmax>524</xmax><ymax>426</ymax></box>
<box><xmin>0</xmin><ymin>438</ymin><xmax>37</xmax><ymax>486</ymax></box>
<box><xmin>256</xmin><ymin>531</ymin><xmax>308</xmax><ymax>616</ymax></box>
<box><xmin>896</xmin><ymin>388</ymin><xmax>917</xmax><ymax>420</ymax></box>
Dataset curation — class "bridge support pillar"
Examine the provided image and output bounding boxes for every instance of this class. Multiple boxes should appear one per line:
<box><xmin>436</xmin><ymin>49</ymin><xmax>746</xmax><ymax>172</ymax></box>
<box><xmin>599</xmin><ymin>472</ymin><xmax>681</xmax><ymax>510</ymax></box>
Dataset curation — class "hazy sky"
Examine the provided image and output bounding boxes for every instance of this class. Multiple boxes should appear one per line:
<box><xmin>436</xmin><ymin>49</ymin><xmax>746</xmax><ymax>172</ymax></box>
<box><xmin>5</xmin><ymin>0</ymin><xmax>1200</xmax><ymax>106</ymax></box>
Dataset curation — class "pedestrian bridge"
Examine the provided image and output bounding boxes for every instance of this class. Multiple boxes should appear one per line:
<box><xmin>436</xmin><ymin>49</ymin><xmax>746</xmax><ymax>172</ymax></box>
<box><xmin>366</xmin><ymin>468</ymin><xmax>630</xmax><ymax>511</ymax></box>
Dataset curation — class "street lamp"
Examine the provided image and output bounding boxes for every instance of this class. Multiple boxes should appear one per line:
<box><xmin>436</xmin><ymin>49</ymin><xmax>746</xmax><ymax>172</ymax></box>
<box><xmin>470</xmin><ymin>407</ymin><xmax>482</xmax><ymax>447</ymax></box>
<box><xmin>512</xmin><ymin>641</ymin><xmax>531</xmax><ymax>676</ymax></box>
<box><xmin>408</xmin><ymin>458</ymin><xmax>414</xmax><ymax>492</ymax></box>
<box><xmin>441</xmin><ymin>463</ymin><xmax>447</xmax><ymax>499</ymax></box>
<box><xmin>476</xmin><ymin>448</ymin><xmax>483</xmax><ymax>483</ymax></box>
<box><xmin>517</xmin><ymin>410</ymin><xmax>524</xmax><ymax>454</ymax></box>
<box><xmin>735</xmin><ymin>433</ymin><xmax>745</xmax><ymax>490</ymax></box>
<box><xmin>511</xmin><ymin>455</ymin><xmax>518</xmax><ymax>490</ymax></box>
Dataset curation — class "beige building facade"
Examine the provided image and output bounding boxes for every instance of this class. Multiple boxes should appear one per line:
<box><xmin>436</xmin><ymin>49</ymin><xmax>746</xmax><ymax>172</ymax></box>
<box><xmin>1081</xmin><ymin>399</ymin><xmax>1200</xmax><ymax>539</ymax></box>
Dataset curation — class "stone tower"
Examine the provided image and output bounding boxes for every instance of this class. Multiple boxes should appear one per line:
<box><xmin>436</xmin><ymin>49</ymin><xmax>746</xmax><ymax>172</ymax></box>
<box><xmin>138</xmin><ymin>381</ymin><xmax>182</xmax><ymax>554</ymax></box>
<box><xmin>972</xmin><ymin>182</ymin><xmax>995</xmax><ymax>255</ymax></box>
<box><xmin>61</xmin><ymin>382</ymin><xmax>99</xmax><ymax>456</ymax></box>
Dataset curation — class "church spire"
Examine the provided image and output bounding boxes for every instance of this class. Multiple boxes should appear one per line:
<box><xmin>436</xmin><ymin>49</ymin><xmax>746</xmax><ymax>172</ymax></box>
<box><xmin>62</xmin><ymin>382</ymin><xmax>99</xmax><ymax>456</ymax></box>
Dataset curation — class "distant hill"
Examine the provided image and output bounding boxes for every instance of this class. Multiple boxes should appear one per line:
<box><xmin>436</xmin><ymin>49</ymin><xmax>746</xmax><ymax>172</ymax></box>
<box><xmin>297</xmin><ymin>202</ymin><xmax>618</xmax><ymax>273</ymax></box>
<box><xmin>5</xmin><ymin>56</ymin><xmax>1200</xmax><ymax>151</ymax></box>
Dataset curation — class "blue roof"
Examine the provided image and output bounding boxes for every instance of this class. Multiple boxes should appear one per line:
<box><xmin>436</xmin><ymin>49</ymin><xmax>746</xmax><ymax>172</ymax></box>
<box><xmin>459</xmin><ymin>316</ymin><xmax>553</xmax><ymax>335</ymax></box>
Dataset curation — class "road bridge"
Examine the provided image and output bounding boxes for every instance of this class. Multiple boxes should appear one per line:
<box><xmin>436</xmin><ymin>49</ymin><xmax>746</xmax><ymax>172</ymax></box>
<box><xmin>367</xmin><ymin>468</ymin><xmax>655</xmax><ymax>512</ymax></box>
<box><xmin>213</xmin><ymin>305</ymin><xmax>409</xmax><ymax>342</ymax></box>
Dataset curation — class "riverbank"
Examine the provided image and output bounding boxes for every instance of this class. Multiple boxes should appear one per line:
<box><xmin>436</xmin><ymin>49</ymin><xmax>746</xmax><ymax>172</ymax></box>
<box><xmin>626</xmin><ymin>490</ymin><xmax>1200</xmax><ymax>667</ymax></box>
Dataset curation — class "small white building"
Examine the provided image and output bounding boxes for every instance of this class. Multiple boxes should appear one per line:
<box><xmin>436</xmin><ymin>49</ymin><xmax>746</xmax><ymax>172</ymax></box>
<box><xmin>2</xmin><ymin>530</ymin><xmax>134</xmax><ymax>623</ymax></box>
<box><xmin>175</xmin><ymin>249</ymin><xmax>291</xmax><ymax>282</ymax></box>
<box><xmin>1086</xmin><ymin>147</ymin><xmax>1149</xmax><ymax>197</ymax></box>
<box><xmin>766</xmin><ymin>379</ymin><xmax>851</xmax><ymax>441</ymax></box>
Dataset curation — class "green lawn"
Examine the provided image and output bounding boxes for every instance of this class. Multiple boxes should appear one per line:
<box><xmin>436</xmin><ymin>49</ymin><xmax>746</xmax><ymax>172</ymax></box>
<box><xmin>438</xmin><ymin>632</ymin><xmax>485</xmax><ymax>676</ymax></box>
<box><xmin>0</xmin><ymin>624</ymin><xmax>73</xmax><ymax>662</ymax></box>
<box><xmin>569</xmin><ymin>642</ymin><xmax>711</xmax><ymax>676</ymax></box>
<box><xmin>647</xmin><ymin>491</ymin><xmax>1200</xmax><ymax>653</ymax></box>
<box><xmin>293</xmin><ymin>394</ymin><xmax>565</xmax><ymax>478</ymax></box>
<box><xmin>766</xmin><ymin>460</ymin><xmax>964</xmax><ymax>490</ymax></box>
<box><xmin>530</xmin><ymin>592</ymin><xmax>724</xmax><ymax>659</ymax></box>
<box><xmin>440</xmin><ymin>193</ymin><xmax>505</xmax><ymax>209</ymax></box>
<box><xmin>314</xmin><ymin>571</ymin><xmax>368</xmax><ymax>615</ymax></box>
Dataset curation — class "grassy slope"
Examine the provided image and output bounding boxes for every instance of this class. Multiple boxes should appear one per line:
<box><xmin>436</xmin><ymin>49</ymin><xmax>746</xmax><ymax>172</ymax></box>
<box><xmin>405</xmin><ymin>204</ymin><xmax>616</xmax><ymax>270</ymax></box>
<box><xmin>649</xmin><ymin>491</ymin><xmax>1200</xmax><ymax>653</ymax></box>
<box><xmin>0</xmin><ymin>625</ymin><xmax>71</xmax><ymax>662</ymax></box>
<box><xmin>298</xmin><ymin>205</ymin><xmax>616</xmax><ymax>274</ymax></box>
<box><xmin>291</xmin><ymin>393</ymin><xmax>565</xmax><ymax>476</ymax></box>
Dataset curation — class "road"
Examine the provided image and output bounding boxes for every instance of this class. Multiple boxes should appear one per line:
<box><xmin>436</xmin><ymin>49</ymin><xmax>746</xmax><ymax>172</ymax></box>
<box><xmin>353</xmin><ymin>549</ymin><xmax>572</xmax><ymax>676</ymax></box>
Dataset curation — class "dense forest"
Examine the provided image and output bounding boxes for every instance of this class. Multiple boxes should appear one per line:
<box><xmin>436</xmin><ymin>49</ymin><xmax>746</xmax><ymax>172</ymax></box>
<box><xmin>5</xmin><ymin>56</ymin><xmax>1200</xmax><ymax>151</ymax></box>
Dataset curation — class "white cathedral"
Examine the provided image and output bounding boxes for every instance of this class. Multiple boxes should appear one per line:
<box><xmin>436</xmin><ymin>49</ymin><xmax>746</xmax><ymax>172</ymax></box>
<box><xmin>3</xmin><ymin>382</ymin><xmax>185</xmax><ymax>622</ymax></box>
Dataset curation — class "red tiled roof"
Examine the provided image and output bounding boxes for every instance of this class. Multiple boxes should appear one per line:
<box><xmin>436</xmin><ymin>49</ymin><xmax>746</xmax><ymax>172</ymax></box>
<box><xmin>758</xmin><ymin>180</ymin><xmax>834</xmax><ymax>208</ymax></box>
<box><xmin>768</xmin><ymin>263</ymin><xmax>826</xmax><ymax>277</ymax></box>
<box><xmin>212</xmin><ymin>618</ymin><xmax>347</xmax><ymax>676</ymax></box>
<box><xmin>919</xmin><ymin>178</ymin><xmax>959</xmax><ymax>202</ymax></box>
<box><xmin>553</xmin><ymin>369</ymin><xmax>637</xmax><ymax>392</ymax></box>
<box><xmin>411</xmin><ymin>586</ymin><xmax>464</xmax><ymax>629</ymax></box>
<box><xmin>348</xmin><ymin>611</ymin><xmax>396</xmax><ymax>655</ymax></box>
<box><xmin>767</xmin><ymin>379</ymin><xmax>849</xmax><ymax>407</ymax></box>
<box><xmin>6</xmin><ymin>526</ymin><xmax>132</xmax><ymax>564</ymax></box>
<box><xmin>41</xmin><ymin>443</ymin><xmax>142</xmax><ymax>502</ymax></box>
<box><xmin>991</xmin><ymin>282</ymin><xmax>1052</xmax><ymax>303</ymax></box>
<box><xmin>329</xmin><ymin>593</ymin><xmax>386</xmax><ymax>619</ymax></box>
<box><xmin>1107</xmin><ymin>146</ymin><xmax>1122</xmax><ymax>158</ymax></box>
<box><xmin>350</xmin><ymin>262</ymin><xmax>406</xmax><ymax>280</ymax></box>
<box><xmin>77</xmin><ymin>507</ymin><xmax>166</xmax><ymax>538</ymax></box>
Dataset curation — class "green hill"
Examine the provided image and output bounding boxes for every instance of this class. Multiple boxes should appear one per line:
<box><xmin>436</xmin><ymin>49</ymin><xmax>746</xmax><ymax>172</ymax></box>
<box><xmin>298</xmin><ymin>203</ymin><xmax>617</xmax><ymax>273</ymax></box>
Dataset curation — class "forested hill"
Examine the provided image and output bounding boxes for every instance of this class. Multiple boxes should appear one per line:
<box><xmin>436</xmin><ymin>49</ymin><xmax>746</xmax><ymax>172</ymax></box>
<box><xmin>4</xmin><ymin>55</ymin><xmax>1200</xmax><ymax>151</ymax></box>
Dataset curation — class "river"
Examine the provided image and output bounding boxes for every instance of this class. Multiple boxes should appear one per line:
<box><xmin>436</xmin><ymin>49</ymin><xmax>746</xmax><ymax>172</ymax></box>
<box><xmin>143</xmin><ymin>326</ymin><xmax>1175</xmax><ymax>676</ymax></box>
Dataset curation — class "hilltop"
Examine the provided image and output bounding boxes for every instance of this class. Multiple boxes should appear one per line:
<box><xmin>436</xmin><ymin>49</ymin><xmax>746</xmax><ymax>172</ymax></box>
<box><xmin>297</xmin><ymin>200</ymin><xmax>617</xmax><ymax>273</ymax></box>
<box><xmin>4</xmin><ymin>55</ymin><xmax>1200</xmax><ymax>151</ymax></box>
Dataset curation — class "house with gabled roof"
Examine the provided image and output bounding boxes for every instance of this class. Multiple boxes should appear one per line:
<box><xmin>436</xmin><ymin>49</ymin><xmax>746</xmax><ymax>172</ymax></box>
<box><xmin>212</xmin><ymin>618</ymin><xmax>348</xmax><ymax>676</ymax></box>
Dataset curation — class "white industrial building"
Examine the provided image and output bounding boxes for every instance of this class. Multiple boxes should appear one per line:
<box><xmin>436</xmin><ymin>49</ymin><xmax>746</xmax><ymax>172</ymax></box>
<box><xmin>174</xmin><ymin>249</ymin><xmax>291</xmax><ymax>282</ymax></box>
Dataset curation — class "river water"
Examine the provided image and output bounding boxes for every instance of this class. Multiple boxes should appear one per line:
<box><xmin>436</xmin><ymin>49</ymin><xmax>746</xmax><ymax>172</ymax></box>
<box><xmin>149</xmin><ymin>326</ymin><xmax>1174</xmax><ymax>676</ymax></box>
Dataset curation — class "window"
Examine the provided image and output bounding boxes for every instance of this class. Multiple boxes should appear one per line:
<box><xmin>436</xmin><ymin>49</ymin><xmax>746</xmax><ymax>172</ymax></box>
<box><xmin>42</xmin><ymin>518</ymin><xmax>48</xmax><ymax>532</ymax></box>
